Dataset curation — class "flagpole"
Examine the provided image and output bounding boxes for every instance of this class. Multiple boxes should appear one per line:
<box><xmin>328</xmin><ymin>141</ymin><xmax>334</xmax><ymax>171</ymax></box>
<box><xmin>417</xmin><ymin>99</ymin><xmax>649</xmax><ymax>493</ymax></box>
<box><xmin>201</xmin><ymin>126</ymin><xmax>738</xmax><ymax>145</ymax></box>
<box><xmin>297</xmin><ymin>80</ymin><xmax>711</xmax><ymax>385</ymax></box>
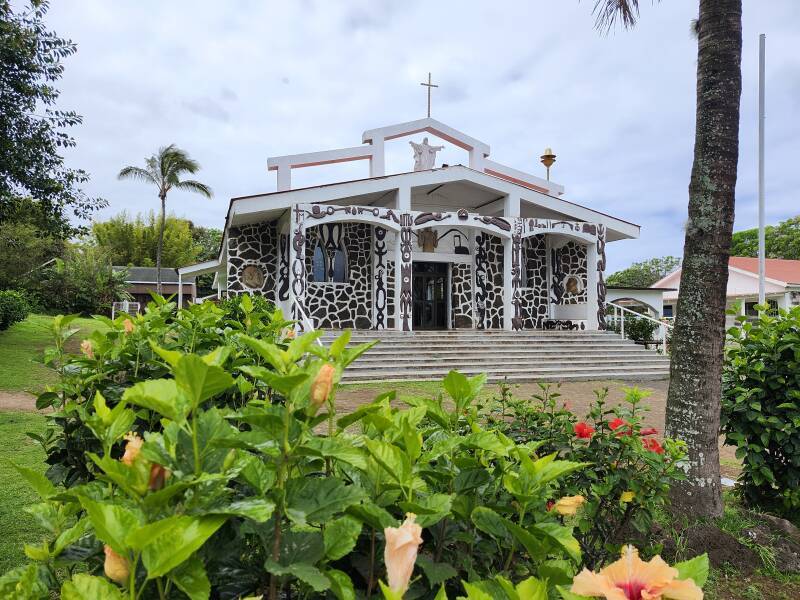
<box><xmin>758</xmin><ymin>33</ymin><xmax>766</xmax><ymax>306</ymax></box>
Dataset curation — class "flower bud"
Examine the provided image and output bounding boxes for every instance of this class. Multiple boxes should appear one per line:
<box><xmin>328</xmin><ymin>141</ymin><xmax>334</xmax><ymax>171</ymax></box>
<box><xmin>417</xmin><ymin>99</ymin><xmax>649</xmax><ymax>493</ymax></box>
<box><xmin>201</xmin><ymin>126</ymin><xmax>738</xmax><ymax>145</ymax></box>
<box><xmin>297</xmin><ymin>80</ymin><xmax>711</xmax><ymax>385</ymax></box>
<box><xmin>311</xmin><ymin>363</ymin><xmax>335</xmax><ymax>409</ymax></box>
<box><xmin>103</xmin><ymin>545</ymin><xmax>130</xmax><ymax>585</ymax></box>
<box><xmin>620</xmin><ymin>490</ymin><xmax>636</xmax><ymax>503</ymax></box>
<box><xmin>121</xmin><ymin>432</ymin><xmax>143</xmax><ymax>466</ymax></box>
<box><xmin>80</xmin><ymin>339</ymin><xmax>94</xmax><ymax>359</ymax></box>
<box><xmin>553</xmin><ymin>495</ymin><xmax>585</xmax><ymax>516</ymax></box>
<box><xmin>123</xmin><ymin>319</ymin><xmax>135</xmax><ymax>334</ymax></box>
<box><xmin>384</xmin><ymin>513</ymin><xmax>423</xmax><ymax>595</ymax></box>
<box><xmin>148</xmin><ymin>464</ymin><xmax>170</xmax><ymax>491</ymax></box>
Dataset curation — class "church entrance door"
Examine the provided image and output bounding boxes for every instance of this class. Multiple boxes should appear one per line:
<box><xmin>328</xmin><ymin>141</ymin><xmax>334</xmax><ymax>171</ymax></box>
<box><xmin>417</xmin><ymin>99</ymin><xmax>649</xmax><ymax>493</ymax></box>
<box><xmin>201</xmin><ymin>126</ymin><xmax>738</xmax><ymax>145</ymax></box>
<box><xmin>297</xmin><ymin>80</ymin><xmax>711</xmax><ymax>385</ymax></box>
<box><xmin>412</xmin><ymin>262</ymin><xmax>448</xmax><ymax>330</ymax></box>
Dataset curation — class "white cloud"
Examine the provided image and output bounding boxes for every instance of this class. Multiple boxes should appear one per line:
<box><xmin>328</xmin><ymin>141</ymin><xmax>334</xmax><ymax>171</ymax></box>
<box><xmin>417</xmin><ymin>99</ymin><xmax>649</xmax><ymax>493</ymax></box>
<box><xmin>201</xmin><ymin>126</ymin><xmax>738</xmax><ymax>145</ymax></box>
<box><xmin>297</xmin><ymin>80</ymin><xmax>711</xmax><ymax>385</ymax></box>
<box><xmin>46</xmin><ymin>0</ymin><xmax>800</xmax><ymax>271</ymax></box>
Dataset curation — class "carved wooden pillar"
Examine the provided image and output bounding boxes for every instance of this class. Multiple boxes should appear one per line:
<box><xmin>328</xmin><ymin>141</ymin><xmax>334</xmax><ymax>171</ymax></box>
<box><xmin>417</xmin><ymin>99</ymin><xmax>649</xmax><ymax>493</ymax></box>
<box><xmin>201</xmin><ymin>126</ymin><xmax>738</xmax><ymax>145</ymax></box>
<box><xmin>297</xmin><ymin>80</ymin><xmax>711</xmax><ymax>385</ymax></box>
<box><xmin>288</xmin><ymin>204</ymin><xmax>307</xmax><ymax>330</ymax></box>
<box><xmin>372</xmin><ymin>226</ymin><xmax>389</xmax><ymax>329</ymax></box>
<box><xmin>595</xmin><ymin>224</ymin><xmax>607</xmax><ymax>330</ymax></box>
<box><xmin>395</xmin><ymin>214</ymin><xmax>413</xmax><ymax>331</ymax></box>
<box><xmin>503</xmin><ymin>219</ymin><xmax>524</xmax><ymax>330</ymax></box>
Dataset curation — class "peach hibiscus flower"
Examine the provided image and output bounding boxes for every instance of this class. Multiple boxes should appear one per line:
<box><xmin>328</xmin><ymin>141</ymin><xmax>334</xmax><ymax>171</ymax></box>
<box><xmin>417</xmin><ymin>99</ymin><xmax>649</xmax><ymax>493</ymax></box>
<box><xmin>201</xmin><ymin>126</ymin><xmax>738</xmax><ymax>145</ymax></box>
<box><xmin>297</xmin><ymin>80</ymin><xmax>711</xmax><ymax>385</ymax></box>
<box><xmin>384</xmin><ymin>513</ymin><xmax>423</xmax><ymax>595</ymax></box>
<box><xmin>571</xmin><ymin>545</ymin><xmax>702</xmax><ymax>600</ymax></box>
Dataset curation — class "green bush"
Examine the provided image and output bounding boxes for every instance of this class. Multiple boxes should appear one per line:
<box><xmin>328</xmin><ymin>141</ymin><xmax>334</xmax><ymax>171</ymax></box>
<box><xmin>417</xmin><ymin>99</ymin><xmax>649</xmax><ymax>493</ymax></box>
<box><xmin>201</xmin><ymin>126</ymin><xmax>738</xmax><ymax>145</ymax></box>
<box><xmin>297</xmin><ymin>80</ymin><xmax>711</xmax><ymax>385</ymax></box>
<box><xmin>722</xmin><ymin>306</ymin><xmax>800</xmax><ymax>514</ymax></box>
<box><xmin>0</xmin><ymin>289</ymin><xmax>30</xmax><ymax>330</ymax></box>
<box><xmin>488</xmin><ymin>383</ymin><xmax>685</xmax><ymax>568</ymax></box>
<box><xmin>2</xmin><ymin>297</ymin><xmax>707</xmax><ymax>599</ymax></box>
<box><xmin>607</xmin><ymin>314</ymin><xmax>658</xmax><ymax>343</ymax></box>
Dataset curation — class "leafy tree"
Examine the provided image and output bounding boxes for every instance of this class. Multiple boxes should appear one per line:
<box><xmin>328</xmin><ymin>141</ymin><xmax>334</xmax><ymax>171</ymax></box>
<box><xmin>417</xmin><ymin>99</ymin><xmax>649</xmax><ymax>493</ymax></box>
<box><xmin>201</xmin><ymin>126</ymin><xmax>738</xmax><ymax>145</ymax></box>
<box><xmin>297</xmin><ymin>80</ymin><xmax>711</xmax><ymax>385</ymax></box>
<box><xmin>593</xmin><ymin>0</ymin><xmax>742</xmax><ymax>516</ymax></box>
<box><xmin>190</xmin><ymin>224</ymin><xmax>223</xmax><ymax>261</ymax></box>
<box><xmin>117</xmin><ymin>145</ymin><xmax>212</xmax><ymax>293</ymax></box>
<box><xmin>730</xmin><ymin>216</ymin><xmax>800</xmax><ymax>259</ymax></box>
<box><xmin>92</xmin><ymin>211</ymin><xmax>200</xmax><ymax>268</ymax></box>
<box><xmin>33</xmin><ymin>244</ymin><xmax>130</xmax><ymax>314</ymax></box>
<box><xmin>0</xmin><ymin>0</ymin><xmax>105</xmax><ymax>238</ymax></box>
<box><xmin>606</xmin><ymin>256</ymin><xmax>681</xmax><ymax>287</ymax></box>
<box><xmin>0</xmin><ymin>222</ymin><xmax>61</xmax><ymax>289</ymax></box>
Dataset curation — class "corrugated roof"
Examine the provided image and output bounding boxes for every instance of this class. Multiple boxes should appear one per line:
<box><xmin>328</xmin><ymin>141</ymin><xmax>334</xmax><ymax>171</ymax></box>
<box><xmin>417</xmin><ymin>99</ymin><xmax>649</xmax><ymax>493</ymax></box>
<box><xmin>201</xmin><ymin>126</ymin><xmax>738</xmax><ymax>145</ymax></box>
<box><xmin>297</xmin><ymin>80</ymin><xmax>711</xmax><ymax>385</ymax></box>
<box><xmin>113</xmin><ymin>266</ymin><xmax>196</xmax><ymax>283</ymax></box>
<box><xmin>729</xmin><ymin>257</ymin><xmax>800</xmax><ymax>284</ymax></box>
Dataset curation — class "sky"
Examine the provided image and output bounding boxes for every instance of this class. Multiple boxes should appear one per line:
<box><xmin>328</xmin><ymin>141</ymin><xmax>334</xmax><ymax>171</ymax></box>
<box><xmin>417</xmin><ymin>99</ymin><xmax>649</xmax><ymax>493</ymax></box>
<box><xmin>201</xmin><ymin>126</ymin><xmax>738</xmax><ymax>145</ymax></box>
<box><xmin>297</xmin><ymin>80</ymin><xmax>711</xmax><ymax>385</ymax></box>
<box><xmin>43</xmin><ymin>0</ymin><xmax>800</xmax><ymax>272</ymax></box>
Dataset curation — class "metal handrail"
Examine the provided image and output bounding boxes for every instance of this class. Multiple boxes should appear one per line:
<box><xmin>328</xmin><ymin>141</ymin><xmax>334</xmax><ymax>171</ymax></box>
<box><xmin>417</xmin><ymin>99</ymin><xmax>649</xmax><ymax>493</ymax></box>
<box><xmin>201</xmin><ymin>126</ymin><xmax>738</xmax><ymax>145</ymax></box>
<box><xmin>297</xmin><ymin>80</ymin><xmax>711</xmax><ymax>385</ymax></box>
<box><xmin>294</xmin><ymin>301</ymin><xmax>324</xmax><ymax>347</ymax></box>
<box><xmin>608</xmin><ymin>302</ymin><xmax>672</xmax><ymax>347</ymax></box>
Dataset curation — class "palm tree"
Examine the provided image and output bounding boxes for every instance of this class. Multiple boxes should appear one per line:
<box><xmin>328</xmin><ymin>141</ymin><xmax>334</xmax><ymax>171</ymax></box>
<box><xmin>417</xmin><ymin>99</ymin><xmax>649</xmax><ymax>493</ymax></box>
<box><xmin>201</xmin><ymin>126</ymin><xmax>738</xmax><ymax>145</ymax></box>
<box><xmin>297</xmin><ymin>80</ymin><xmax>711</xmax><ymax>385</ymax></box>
<box><xmin>593</xmin><ymin>0</ymin><xmax>742</xmax><ymax>517</ymax></box>
<box><xmin>118</xmin><ymin>145</ymin><xmax>213</xmax><ymax>294</ymax></box>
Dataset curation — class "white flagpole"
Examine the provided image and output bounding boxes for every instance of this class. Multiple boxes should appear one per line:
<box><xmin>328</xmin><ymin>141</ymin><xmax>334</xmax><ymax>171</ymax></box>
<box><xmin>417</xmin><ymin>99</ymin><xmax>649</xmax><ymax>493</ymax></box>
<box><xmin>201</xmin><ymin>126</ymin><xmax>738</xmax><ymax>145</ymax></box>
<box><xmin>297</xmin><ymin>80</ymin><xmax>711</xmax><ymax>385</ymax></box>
<box><xmin>758</xmin><ymin>33</ymin><xmax>766</xmax><ymax>305</ymax></box>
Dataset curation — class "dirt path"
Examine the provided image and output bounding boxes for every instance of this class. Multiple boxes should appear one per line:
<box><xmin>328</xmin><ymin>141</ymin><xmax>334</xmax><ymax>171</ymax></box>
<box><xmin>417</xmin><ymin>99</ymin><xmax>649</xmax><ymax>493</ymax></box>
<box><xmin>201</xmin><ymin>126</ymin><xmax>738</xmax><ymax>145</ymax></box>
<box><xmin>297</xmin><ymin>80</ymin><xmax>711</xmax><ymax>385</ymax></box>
<box><xmin>0</xmin><ymin>391</ymin><xmax>37</xmax><ymax>412</ymax></box>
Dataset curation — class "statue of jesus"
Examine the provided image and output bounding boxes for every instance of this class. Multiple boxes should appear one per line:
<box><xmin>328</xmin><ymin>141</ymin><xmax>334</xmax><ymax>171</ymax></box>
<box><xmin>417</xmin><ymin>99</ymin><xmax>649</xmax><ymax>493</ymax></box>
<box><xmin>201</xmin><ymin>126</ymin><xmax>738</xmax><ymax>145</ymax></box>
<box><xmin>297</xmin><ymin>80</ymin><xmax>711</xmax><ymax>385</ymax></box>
<box><xmin>409</xmin><ymin>137</ymin><xmax>444</xmax><ymax>171</ymax></box>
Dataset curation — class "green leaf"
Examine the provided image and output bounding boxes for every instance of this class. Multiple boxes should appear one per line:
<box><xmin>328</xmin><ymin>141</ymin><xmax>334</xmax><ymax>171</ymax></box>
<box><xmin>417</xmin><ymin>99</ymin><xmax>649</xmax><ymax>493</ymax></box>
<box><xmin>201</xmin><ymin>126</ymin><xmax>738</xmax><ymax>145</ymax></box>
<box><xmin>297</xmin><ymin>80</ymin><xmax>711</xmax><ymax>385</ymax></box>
<box><xmin>299</xmin><ymin>436</ymin><xmax>367</xmax><ymax>470</ymax></box>
<box><xmin>416</xmin><ymin>555</ymin><xmax>457</xmax><ymax>588</ymax></box>
<box><xmin>364</xmin><ymin>439</ymin><xmax>411</xmax><ymax>485</ymax></box>
<box><xmin>149</xmin><ymin>341</ymin><xmax>182</xmax><ymax>367</ymax></box>
<box><xmin>286</xmin><ymin>478</ymin><xmax>365</xmax><ymax>526</ymax></box>
<box><xmin>471</xmin><ymin>507</ymin><xmax>509</xmax><ymax>539</ymax></box>
<box><xmin>61</xmin><ymin>574</ymin><xmax>123</xmax><ymax>600</ymax></box>
<box><xmin>324</xmin><ymin>515</ymin><xmax>362</xmax><ymax>560</ymax></box>
<box><xmin>209</xmin><ymin>498</ymin><xmax>275</xmax><ymax>523</ymax></box>
<box><xmin>239</xmin><ymin>335</ymin><xmax>287</xmax><ymax>372</ymax></box>
<box><xmin>79</xmin><ymin>497</ymin><xmax>142</xmax><ymax>554</ymax></box>
<box><xmin>556</xmin><ymin>586</ymin><xmax>592</xmax><ymax>600</ymax></box>
<box><xmin>264</xmin><ymin>560</ymin><xmax>330</xmax><ymax>592</ymax></box>
<box><xmin>674</xmin><ymin>553</ymin><xmax>709</xmax><ymax>587</ymax></box>
<box><xmin>460</xmin><ymin>581</ymin><xmax>495</xmax><ymax>600</ymax></box>
<box><xmin>531</xmin><ymin>522</ymin><xmax>582</xmax><ymax>563</ymax></box>
<box><xmin>54</xmin><ymin>518</ymin><xmax>91</xmax><ymax>556</ymax></box>
<box><xmin>122</xmin><ymin>379</ymin><xmax>189</xmax><ymax>422</ymax></box>
<box><xmin>326</xmin><ymin>569</ymin><xmax>356</xmax><ymax>600</ymax></box>
<box><xmin>378</xmin><ymin>581</ymin><xmax>406</xmax><ymax>600</ymax></box>
<box><xmin>171</xmin><ymin>556</ymin><xmax>211</xmax><ymax>600</ymax></box>
<box><xmin>515</xmin><ymin>576</ymin><xmax>548</xmax><ymax>600</ymax></box>
<box><xmin>141</xmin><ymin>515</ymin><xmax>227</xmax><ymax>578</ymax></box>
<box><xmin>347</xmin><ymin>501</ymin><xmax>397</xmax><ymax>530</ymax></box>
<box><xmin>12</xmin><ymin>464</ymin><xmax>57</xmax><ymax>499</ymax></box>
<box><xmin>0</xmin><ymin>564</ymin><xmax>51</xmax><ymax>599</ymax></box>
<box><xmin>174</xmin><ymin>354</ymin><xmax>234</xmax><ymax>408</ymax></box>
<box><xmin>328</xmin><ymin>330</ymin><xmax>351</xmax><ymax>360</ymax></box>
<box><xmin>399</xmin><ymin>493</ymin><xmax>453</xmax><ymax>528</ymax></box>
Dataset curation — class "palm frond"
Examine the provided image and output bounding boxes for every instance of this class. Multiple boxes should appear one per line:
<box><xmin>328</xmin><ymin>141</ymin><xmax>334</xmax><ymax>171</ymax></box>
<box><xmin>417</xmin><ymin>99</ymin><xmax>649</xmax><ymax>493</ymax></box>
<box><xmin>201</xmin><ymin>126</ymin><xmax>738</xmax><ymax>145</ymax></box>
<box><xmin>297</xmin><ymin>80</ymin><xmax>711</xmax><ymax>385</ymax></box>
<box><xmin>174</xmin><ymin>179</ymin><xmax>213</xmax><ymax>198</ymax></box>
<box><xmin>117</xmin><ymin>166</ymin><xmax>158</xmax><ymax>185</ymax></box>
<box><xmin>592</xmin><ymin>0</ymin><xmax>643</xmax><ymax>32</ymax></box>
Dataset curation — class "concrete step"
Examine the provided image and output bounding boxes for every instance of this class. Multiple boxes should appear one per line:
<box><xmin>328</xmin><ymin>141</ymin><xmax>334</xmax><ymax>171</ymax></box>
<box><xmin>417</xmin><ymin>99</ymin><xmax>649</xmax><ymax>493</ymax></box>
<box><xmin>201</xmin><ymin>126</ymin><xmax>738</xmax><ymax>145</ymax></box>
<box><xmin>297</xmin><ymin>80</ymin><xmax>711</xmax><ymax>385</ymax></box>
<box><xmin>354</xmin><ymin>349</ymin><xmax>656</xmax><ymax>360</ymax></box>
<box><xmin>342</xmin><ymin>369</ymin><xmax>670</xmax><ymax>384</ymax></box>
<box><xmin>346</xmin><ymin>358</ymin><xmax>669</xmax><ymax>373</ymax></box>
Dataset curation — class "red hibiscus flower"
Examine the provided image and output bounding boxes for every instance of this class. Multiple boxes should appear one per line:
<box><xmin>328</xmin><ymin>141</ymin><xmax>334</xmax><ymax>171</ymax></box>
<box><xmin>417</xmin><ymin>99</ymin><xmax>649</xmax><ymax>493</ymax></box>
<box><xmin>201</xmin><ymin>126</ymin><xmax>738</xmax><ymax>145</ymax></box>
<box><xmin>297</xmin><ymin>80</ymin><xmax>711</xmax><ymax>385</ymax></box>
<box><xmin>639</xmin><ymin>427</ymin><xmax>658</xmax><ymax>437</ymax></box>
<box><xmin>643</xmin><ymin>438</ymin><xmax>664</xmax><ymax>454</ymax></box>
<box><xmin>609</xmin><ymin>418</ymin><xmax>627</xmax><ymax>431</ymax></box>
<box><xmin>574</xmin><ymin>422</ymin><xmax>595</xmax><ymax>439</ymax></box>
<box><xmin>546</xmin><ymin>500</ymin><xmax>555</xmax><ymax>512</ymax></box>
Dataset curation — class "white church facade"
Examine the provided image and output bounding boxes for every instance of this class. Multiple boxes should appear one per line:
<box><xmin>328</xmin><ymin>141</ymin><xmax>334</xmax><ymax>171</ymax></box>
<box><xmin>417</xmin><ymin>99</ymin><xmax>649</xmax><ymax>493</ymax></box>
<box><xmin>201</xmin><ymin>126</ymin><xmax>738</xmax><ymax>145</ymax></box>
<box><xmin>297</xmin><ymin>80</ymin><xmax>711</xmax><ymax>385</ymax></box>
<box><xmin>179</xmin><ymin>117</ymin><xmax>640</xmax><ymax>332</ymax></box>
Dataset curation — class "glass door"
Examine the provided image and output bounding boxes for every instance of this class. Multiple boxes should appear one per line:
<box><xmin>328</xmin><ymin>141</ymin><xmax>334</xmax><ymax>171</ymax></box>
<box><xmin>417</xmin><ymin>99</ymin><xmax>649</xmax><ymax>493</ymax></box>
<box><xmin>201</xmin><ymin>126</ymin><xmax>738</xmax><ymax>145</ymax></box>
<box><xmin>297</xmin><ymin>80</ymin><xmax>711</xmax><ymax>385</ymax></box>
<box><xmin>412</xmin><ymin>262</ymin><xmax>448</xmax><ymax>329</ymax></box>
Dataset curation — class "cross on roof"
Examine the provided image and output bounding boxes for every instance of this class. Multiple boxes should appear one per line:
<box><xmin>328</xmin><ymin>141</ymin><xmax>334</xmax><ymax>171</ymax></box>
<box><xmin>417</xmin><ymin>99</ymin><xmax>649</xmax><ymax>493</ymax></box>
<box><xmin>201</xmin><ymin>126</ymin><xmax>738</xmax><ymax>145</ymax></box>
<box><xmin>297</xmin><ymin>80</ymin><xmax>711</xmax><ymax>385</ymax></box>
<box><xmin>420</xmin><ymin>72</ymin><xmax>438</xmax><ymax>118</ymax></box>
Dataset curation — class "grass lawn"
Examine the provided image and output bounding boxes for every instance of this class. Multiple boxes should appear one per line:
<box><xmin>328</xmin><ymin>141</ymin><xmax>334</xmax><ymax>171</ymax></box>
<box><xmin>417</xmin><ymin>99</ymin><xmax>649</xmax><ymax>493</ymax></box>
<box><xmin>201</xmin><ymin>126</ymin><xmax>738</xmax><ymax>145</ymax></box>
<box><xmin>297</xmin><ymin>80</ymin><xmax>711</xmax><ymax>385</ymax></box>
<box><xmin>0</xmin><ymin>314</ymin><xmax>106</xmax><ymax>393</ymax></box>
<box><xmin>0</xmin><ymin>410</ymin><xmax>47</xmax><ymax>573</ymax></box>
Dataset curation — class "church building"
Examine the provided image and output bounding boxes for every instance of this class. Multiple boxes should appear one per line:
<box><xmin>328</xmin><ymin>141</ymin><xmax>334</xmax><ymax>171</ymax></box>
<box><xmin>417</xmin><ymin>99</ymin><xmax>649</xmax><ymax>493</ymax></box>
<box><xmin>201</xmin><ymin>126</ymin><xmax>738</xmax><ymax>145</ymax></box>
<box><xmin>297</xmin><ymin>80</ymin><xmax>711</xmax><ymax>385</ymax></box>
<box><xmin>178</xmin><ymin>117</ymin><xmax>640</xmax><ymax>333</ymax></box>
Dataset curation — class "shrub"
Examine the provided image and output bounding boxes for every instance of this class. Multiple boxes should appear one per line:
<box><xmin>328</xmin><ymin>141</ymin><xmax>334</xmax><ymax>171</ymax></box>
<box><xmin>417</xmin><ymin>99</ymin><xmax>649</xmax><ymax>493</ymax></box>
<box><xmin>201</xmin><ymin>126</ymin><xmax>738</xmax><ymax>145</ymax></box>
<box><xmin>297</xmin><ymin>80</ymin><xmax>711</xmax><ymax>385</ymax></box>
<box><xmin>0</xmin><ymin>289</ymin><xmax>30</xmax><ymax>330</ymax></box>
<box><xmin>488</xmin><ymin>382</ymin><xmax>686</xmax><ymax>568</ymax></box>
<box><xmin>607</xmin><ymin>314</ymin><xmax>658</xmax><ymax>343</ymax></box>
<box><xmin>722</xmin><ymin>306</ymin><xmax>800</xmax><ymax>514</ymax></box>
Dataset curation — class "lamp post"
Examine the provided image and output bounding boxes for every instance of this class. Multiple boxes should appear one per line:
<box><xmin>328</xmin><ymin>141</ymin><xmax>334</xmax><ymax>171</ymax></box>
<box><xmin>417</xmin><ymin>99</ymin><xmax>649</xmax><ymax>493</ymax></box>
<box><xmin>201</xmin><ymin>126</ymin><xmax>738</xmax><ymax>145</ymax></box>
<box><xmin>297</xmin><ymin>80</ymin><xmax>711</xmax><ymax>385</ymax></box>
<box><xmin>540</xmin><ymin>148</ymin><xmax>556</xmax><ymax>181</ymax></box>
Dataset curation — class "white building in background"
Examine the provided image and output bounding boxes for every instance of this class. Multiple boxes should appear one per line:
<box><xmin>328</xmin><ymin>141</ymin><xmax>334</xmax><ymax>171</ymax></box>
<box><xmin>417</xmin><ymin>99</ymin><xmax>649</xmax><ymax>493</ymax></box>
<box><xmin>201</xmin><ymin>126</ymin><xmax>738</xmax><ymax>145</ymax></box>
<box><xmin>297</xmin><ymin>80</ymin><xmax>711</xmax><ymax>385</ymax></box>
<box><xmin>652</xmin><ymin>257</ymin><xmax>800</xmax><ymax>327</ymax></box>
<box><xmin>179</xmin><ymin>117</ymin><xmax>642</xmax><ymax>332</ymax></box>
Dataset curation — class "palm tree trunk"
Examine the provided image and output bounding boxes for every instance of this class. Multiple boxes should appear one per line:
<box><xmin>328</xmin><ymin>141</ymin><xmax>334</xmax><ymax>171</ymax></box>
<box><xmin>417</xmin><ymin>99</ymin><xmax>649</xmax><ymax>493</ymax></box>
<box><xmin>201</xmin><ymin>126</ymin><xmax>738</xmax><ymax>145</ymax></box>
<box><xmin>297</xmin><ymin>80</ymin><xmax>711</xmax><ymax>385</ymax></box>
<box><xmin>664</xmin><ymin>0</ymin><xmax>742</xmax><ymax>517</ymax></box>
<box><xmin>156</xmin><ymin>193</ymin><xmax>166</xmax><ymax>295</ymax></box>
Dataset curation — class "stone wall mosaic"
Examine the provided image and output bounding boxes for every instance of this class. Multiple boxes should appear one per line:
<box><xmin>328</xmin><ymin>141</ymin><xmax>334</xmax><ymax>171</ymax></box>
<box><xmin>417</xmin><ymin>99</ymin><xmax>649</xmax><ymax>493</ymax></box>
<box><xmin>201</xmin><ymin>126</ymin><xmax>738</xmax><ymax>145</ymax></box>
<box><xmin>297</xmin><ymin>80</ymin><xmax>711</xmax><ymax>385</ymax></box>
<box><xmin>484</xmin><ymin>234</ymin><xmax>504</xmax><ymax>329</ymax></box>
<box><xmin>304</xmin><ymin>223</ymin><xmax>372</xmax><ymax>329</ymax></box>
<box><xmin>451</xmin><ymin>263</ymin><xmax>473</xmax><ymax>328</ymax></box>
<box><xmin>227</xmin><ymin>221</ymin><xmax>278</xmax><ymax>300</ymax></box>
<box><xmin>551</xmin><ymin>241</ymin><xmax>587</xmax><ymax>305</ymax></box>
<box><xmin>520</xmin><ymin>235</ymin><xmax>548</xmax><ymax>328</ymax></box>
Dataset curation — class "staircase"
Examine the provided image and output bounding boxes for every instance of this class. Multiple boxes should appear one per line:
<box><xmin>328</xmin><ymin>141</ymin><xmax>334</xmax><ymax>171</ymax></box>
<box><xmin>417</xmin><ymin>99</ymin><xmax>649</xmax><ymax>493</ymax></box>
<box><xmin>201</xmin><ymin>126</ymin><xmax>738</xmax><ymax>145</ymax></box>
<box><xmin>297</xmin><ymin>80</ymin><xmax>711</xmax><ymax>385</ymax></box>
<box><xmin>320</xmin><ymin>329</ymin><xmax>671</xmax><ymax>383</ymax></box>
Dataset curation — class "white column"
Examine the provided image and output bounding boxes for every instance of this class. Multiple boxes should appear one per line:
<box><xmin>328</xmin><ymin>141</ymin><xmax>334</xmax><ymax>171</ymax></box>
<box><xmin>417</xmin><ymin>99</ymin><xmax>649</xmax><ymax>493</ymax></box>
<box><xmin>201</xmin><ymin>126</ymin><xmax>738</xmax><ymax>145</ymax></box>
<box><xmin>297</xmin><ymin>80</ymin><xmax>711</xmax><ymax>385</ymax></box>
<box><xmin>504</xmin><ymin>193</ymin><xmax>520</xmax><ymax>218</ymax></box>
<box><xmin>396</xmin><ymin>185</ymin><xmax>411</xmax><ymax>211</ymax></box>
<box><xmin>503</xmin><ymin>237</ymin><xmax>514</xmax><ymax>330</ymax></box>
<box><xmin>370</xmin><ymin>138</ymin><xmax>385</xmax><ymax>177</ymax></box>
<box><xmin>177</xmin><ymin>273</ymin><xmax>183</xmax><ymax>309</ymax></box>
<box><xmin>277</xmin><ymin>165</ymin><xmax>291</xmax><ymax>192</ymax></box>
<box><xmin>586</xmin><ymin>242</ymin><xmax>599</xmax><ymax>330</ymax></box>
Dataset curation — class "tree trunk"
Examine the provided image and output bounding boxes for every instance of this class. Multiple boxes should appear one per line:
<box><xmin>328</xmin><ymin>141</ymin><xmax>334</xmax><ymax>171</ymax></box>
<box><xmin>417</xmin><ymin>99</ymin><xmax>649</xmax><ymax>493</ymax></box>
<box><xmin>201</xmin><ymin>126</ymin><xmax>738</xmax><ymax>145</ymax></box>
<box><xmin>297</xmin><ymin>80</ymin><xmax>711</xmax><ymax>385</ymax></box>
<box><xmin>156</xmin><ymin>193</ymin><xmax>166</xmax><ymax>295</ymax></box>
<box><xmin>665</xmin><ymin>0</ymin><xmax>742</xmax><ymax>517</ymax></box>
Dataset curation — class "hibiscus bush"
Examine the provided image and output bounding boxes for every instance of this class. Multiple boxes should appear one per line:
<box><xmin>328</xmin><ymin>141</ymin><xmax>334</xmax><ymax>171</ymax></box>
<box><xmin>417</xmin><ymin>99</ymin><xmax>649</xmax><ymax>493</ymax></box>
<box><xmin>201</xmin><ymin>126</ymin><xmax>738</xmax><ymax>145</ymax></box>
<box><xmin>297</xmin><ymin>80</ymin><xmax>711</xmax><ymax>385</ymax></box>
<box><xmin>1</xmin><ymin>297</ymin><xmax>707</xmax><ymax>599</ymax></box>
<box><xmin>722</xmin><ymin>305</ymin><xmax>800</xmax><ymax>514</ymax></box>
<box><xmin>488</xmin><ymin>383</ymin><xmax>686</xmax><ymax>568</ymax></box>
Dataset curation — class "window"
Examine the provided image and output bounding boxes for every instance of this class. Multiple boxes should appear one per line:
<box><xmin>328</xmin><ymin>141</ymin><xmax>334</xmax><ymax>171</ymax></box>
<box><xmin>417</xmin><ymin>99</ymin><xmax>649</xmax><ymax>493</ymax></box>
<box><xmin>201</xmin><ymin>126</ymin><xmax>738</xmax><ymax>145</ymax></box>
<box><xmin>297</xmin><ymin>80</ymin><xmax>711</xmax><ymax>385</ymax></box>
<box><xmin>310</xmin><ymin>241</ymin><xmax>348</xmax><ymax>283</ymax></box>
<box><xmin>663</xmin><ymin>304</ymin><xmax>674</xmax><ymax>318</ymax></box>
<box><xmin>311</xmin><ymin>243</ymin><xmax>326</xmax><ymax>282</ymax></box>
<box><xmin>745</xmin><ymin>299</ymin><xmax>778</xmax><ymax>316</ymax></box>
<box><xmin>331</xmin><ymin>247</ymin><xmax>348</xmax><ymax>283</ymax></box>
